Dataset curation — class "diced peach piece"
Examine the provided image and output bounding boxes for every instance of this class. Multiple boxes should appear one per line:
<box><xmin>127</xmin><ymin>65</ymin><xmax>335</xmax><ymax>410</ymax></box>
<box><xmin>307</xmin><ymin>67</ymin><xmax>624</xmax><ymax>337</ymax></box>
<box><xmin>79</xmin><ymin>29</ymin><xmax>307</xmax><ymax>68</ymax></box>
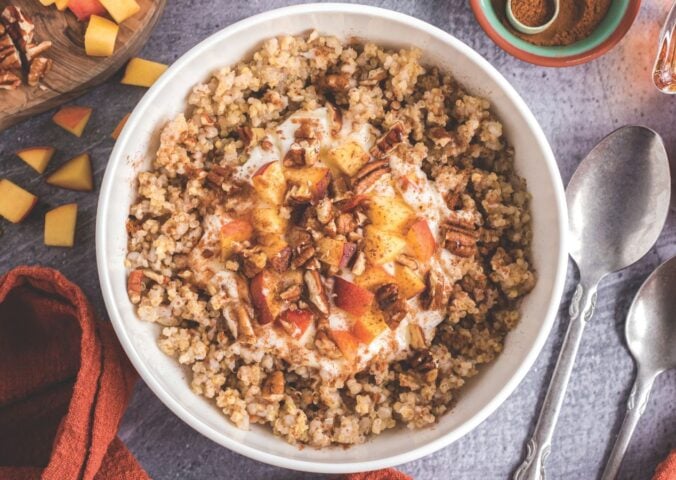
<box><xmin>363</xmin><ymin>225</ymin><xmax>407</xmax><ymax>265</ymax></box>
<box><xmin>284</xmin><ymin>166</ymin><xmax>331</xmax><ymax>202</ymax></box>
<box><xmin>252</xmin><ymin>206</ymin><xmax>286</xmax><ymax>235</ymax></box>
<box><xmin>46</xmin><ymin>153</ymin><xmax>93</xmax><ymax>191</ymax></box>
<box><xmin>354</xmin><ymin>265</ymin><xmax>397</xmax><ymax>291</ymax></box>
<box><xmin>39</xmin><ymin>0</ymin><xmax>56</xmax><ymax>6</ymax></box>
<box><xmin>327</xmin><ymin>141</ymin><xmax>369</xmax><ymax>176</ymax></box>
<box><xmin>352</xmin><ymin>308</ymin><xmax>388</xmax><ymax>344</ymax></box>
<box><xmin>99</xmin><ymin>0</ymin><xmax>140</xmax><ymax>23</ymax></box>
<box><xmin>406</xmin><ymin>218</ymin><xmax>436</xmax><ymax>262</ymax></box>
<box><xmin>250</xmin><ymin>270</ymin><xmax>282</xmax><ymax>325</ymax></box>
<box><xmin>16</xmin><ymin>146</ymin><xmax>55</xmax><ymax>174</ymax></box>
<box><xmin>393</xmin><ymin>264</ymin><xmax>426</xmax><ymax>299</ymax></box>
<box><xmin>44</xmin><ymin>203</ymin><xmax>77</xmax><ymax>247</ymax></box>
<box><xmin>279</xmin><ymin>309</ymin><xmax>314</xmax><ymax>339</ymax></box>
<box><xmin>111</xmin><ymin>113</ymin><xmax>130</xmax><ymax>140</ymax></box>
<box><xmin>316</xmin><ymin>237</ymin><xmax>356</xmax><ymax>268</ymax></box>
<box><xmin>121</xmin><ymin>58</ymin><xmax>168</xmax><ymax>87</ymax></box>
<box><xmin>367</xmin><ymin>195</ymin><xmax>414</xmax><ymax>233</ymax></box>
<box><xmin>219</xmin><ymin>218</ymin><xmax>253</xmax><ymax>259</ymax></box>
<box><xmin>252</xmin><ymin>161</ymin><xmax>286</xmax><ymax>205</ymax></box>
<box><xmin>0</xmin><ymin>179</ymin><xmax>37</xmax><ymax>223</ymax></box>
<box><xmin>55</xmin><ymin>0</ymin><xmax>68</xmax><ymax>11</ymax></box>
<box><xmin>333</xmin><ymin>277</ymin><xmax>374</xmax><ymax>317</ymax></box>
<box><xmin>68</xmin><ymin>0</ymin><xmax>106</xmax><ymax>21</ymax></box>
<box><xmin>85</xmin><ymin>15</ymin><xmax>118</xmax><ymax>57</ymax></box>
<box><xmin>52</xmin><ymin>105</ymin><xmax>92</xmax><ymax>137</ymax></box>
<box><xmin>329</xmin><ymin>329</ymin><xmax>359</xmax><ymax>362</ymax></box>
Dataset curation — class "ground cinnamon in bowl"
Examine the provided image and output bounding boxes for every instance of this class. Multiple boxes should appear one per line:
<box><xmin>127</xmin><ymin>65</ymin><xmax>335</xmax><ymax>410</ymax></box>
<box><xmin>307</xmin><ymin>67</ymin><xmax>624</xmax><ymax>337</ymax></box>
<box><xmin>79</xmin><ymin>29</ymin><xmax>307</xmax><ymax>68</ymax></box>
<box><xmin>493</xmin><ymin>0</ymin><xmax>613</xmax><ymax>46</ymax></box>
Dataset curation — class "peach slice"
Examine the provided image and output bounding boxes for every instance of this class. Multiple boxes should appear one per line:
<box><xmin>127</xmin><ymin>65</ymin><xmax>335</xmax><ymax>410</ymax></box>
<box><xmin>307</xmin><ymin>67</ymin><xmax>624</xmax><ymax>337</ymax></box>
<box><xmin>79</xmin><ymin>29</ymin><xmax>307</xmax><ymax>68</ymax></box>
<box><xmin>250</xmin><ymin>270</ymin><xmax>282</xmax><ymax>325</ymax></box>
<box><xmin>316</xmin><ymin>237</ymin><xmax>356</xmax><ymax>268</ymax></box>
<box><xmin>352</xmin><ymin>307</ymin><xmax>388</xmax><ymax>344</ymax></box>
<box><xmin>393</xmin><ymin>264</ymin><xmax>426</xmax><ymax>299</ymax></box>
<box><xmin>68</xmin><ymin>0</ymin><xmax>106</xmax><ymax>21</ymax></box>
<box><xmin>363</xmin><ymin>225</ymin><xmax>407</xmax><ymax>265</ymax></box>
<box><xmin>85</xmin><ymin>15</ymin><xmax>118</xmax><ymax>57</ymax></box>
<box><xmin>367</xmin><ymin>195</ymin><xmax>414</xmax><ymax>233</ymax></box>
<box><xmin>44</xmin><ymin>203</ymin><xmax>77</xmax><ymax>247</ymax></box>
<box><xmin>333</xmin><ymin>276</ymin><xmax>374</xmax><ymax>317</ymax></box>
<box><xmin>121</xmin><ymin>58</ymin><xmax>168</xmax><ymax>87</ymax></box>
<box><xmin>99</xmin><ymin>0</ymin><xmax>140</xmax><ymax>23</ymax></box>
<box><xmin>278</xmin><ymin>309</ymin><xmax>314</xmax><ymax>339</ymax></box>
<box><xmin>0</xmin><ymin>179</ymin><xmax>37</xmax><ymax>223</ymax></box>
<box><xmin>46</xmin><ymin>153</ymin><xmax>93</xmax><ymax>191</ymax></box>
<box><xmin>219</xmin><ymin>219</ymin><xmax>253</xmax><ymax>259</ymax></box>
<box><xmin>39</xmin><ymin>0</ymin><xmax>56</xmax><ymax>5</ymax></box>
<box><xmin>55</xmin><ymin>0</ymin><xmax>68</xmax><ymax>11</ymax></box>
<box><xmin>52</xmin><ymin>106</ymin><xmax>92</xmax><ymax>137</ymax></box>
<box><xmin>111</xmin><ymin>113</ymin><xmax>130</xmax><ymax>140</ymax></box>
<box><xmin>284</xmin><ymin>166</ymin><xmax>331</xmax><ymax>202</ymax></box>
<box><xmin>16</xmin><ymin>146</ymin><xmax>55</xmax><ymax>174</ymax></box>
<box><xmin>329</xmin><ymin>329</ymin><xmax>359</xmax><ymax>362</ymax></box>
<box><xmin>406</xmin><ymin>218</ymin><xmax>436</xmax><ymax>262</ymax></box>
<box><xmin>252</xmin><ymin>161</ymin><xmax>286</xmax><ymax>206</ymax></box>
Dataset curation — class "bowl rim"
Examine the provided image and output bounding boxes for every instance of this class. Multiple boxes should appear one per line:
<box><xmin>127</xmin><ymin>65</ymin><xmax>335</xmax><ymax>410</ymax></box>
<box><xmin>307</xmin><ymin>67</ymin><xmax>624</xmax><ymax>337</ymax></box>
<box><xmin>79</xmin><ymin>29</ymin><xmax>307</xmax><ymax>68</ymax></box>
<box><xmin>469</xmin><ymin>0</ymin><xmax>642</xmax><ymax>67</ymax></box>
<box><xmin>97</xmin><ymin>2</ymin><xmax>569</xmax><ymax>473</ymax></box>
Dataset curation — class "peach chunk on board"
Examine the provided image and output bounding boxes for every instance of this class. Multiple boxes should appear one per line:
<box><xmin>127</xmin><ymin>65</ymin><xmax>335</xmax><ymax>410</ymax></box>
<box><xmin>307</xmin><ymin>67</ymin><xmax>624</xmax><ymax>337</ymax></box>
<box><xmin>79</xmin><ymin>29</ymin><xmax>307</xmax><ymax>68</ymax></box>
<box><xmin>16</xmin><ymin>146</ymin><xmax>55</xmax><ymax>174</ymax></box>
<box><xmin>0</xmin><ymin>179</ymin><xmax>37</xmax><ymax>223</ymax></box>
<box><xmin>44</xmin><ymin>203</ymin><xmax>77</xmax><ymax>247</ymax></box>
<box><xmin>68</xmin><ymin>0</ymin><xmax>106</xmax><ymax>21</ymax></box>
<box><xmin>333</xmin><ymin>277</ymin><xmax>374</xmax><ymax>317</ymax></box>
<box><xmin>46</xmin><ymin>154</ymin><xmax>93</xmax><ymax>191</ymax></box>
<box><xmin>52</xmin><ymin>106</ymin><xmax>93</xmax><ymax>137</ymax></box>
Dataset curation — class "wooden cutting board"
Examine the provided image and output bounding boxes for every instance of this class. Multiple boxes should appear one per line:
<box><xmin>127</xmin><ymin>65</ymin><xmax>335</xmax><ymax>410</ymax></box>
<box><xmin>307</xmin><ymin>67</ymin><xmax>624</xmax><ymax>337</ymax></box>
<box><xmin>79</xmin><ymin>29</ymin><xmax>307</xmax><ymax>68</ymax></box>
<box><xmin>0</xmin><ymin>0</ymin><xmax>166</xmax><ymax>132</ymax></box>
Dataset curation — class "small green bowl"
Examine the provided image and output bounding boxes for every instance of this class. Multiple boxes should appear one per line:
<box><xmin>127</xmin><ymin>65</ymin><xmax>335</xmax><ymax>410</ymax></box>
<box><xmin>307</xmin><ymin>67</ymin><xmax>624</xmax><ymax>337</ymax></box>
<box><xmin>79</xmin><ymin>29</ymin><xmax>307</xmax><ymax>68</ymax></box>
<box><xmin>470</xmin><ymin>0</ymin><xmax>642</xmax><ymax>66</ymax></box>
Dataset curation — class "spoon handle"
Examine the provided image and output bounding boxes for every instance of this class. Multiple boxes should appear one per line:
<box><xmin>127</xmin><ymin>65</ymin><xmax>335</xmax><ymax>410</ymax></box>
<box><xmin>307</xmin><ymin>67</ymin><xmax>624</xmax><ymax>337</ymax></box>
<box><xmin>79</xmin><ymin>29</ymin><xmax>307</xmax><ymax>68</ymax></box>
<box><xmin>601</xmin><ymin>367</ymin><xmax>657</xmax><ymax>480</ymax></box>
<box><xmin>513</xmin><ymin>279</ymin><xmax>598</xmax><ymax>480</ymax></box>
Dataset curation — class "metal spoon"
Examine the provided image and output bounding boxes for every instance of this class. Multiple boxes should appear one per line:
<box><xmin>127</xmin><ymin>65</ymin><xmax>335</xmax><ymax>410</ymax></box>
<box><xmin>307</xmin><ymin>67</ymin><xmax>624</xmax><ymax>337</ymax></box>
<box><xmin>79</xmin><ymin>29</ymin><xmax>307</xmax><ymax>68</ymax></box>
<box><xmin>514</xmin><ymin>126</ymin><xmax>671</xmax><ymax>480</ymax></box>
<box><xmin>601</xmin><ymin>255</ymin><xmax>676</xmax><ymax>480</ymax></box>
<box><xmin>507</xmin><ymin>0</ymin><xmax>560</xmax><ymax>34</ymax></box>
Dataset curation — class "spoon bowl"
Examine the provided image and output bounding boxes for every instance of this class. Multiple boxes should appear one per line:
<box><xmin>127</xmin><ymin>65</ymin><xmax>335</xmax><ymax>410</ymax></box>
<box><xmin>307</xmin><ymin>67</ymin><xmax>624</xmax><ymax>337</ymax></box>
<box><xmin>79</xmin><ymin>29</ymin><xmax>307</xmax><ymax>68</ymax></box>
<box><xmin>626</xmin><ymin>256</ymin><xmax>676</xmax><ymax>372</ymax></box>
<box><xmin>566</xmin><ymin>126</ymin><xmax>671</xmax><ymax>283</ymax></box>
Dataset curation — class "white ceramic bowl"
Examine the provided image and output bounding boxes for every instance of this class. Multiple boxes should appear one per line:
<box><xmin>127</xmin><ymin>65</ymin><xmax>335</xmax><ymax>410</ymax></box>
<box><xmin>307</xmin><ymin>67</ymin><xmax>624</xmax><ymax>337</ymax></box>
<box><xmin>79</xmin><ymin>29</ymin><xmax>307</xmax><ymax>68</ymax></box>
<box><xmin>97</xmin><ymin>3</ymin><xmax>567</xmax><ymax>473</ymax></box>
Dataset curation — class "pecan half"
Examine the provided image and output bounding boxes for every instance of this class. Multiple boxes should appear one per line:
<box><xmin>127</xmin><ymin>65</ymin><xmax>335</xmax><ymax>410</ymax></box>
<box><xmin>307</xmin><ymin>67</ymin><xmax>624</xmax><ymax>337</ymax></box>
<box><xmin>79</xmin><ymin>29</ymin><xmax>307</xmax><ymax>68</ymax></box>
<box><xmin>304</xmin><ymin>269</ymin><xmax>330</xmax><ymax>316</ymax></box>
<box><xmin>27</xmin><ymin>56</ymin><xmax>51</xmax><ymax>86</ymax></box>
<box><xmin>1</xmin><ymin>6</ymin><xmax>34</xmax><ymax>51</ymax></box>
<box><xmin>370</xmin><ymin>122</ymin><xmax>405</xmax><ymax>159</ymax></box>
<box><xmin>25</xmin><ymin>40</ymin><xmax>51</xmax><ymax>62</ymax></box>
<box><xmin>444</xmin><ymin>220</ymin><xmax>479</xmax><ymax>258</ymax></box>
<box><xmin>352</xmin><ymin>160</ymin><xmax>390</xmax><ymax>194</ymax></box>
<box><xmin>0</xmin><ymin>69</ymin><xmax>20</xmax><ymax>90</ymax></box>
<box><xmin>291</xmin><ymin>244</ymin><xmax>315</xmax><ymax>268</ymax></box>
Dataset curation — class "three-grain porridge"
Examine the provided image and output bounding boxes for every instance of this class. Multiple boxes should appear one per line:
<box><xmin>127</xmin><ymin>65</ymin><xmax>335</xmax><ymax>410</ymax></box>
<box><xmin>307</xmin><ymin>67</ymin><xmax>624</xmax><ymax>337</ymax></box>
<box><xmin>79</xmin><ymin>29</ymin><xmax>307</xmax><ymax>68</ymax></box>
<box><xmin>125</xmin><ymin>32</ymin><xmax>535</xmax><ymax>447</ymax></box>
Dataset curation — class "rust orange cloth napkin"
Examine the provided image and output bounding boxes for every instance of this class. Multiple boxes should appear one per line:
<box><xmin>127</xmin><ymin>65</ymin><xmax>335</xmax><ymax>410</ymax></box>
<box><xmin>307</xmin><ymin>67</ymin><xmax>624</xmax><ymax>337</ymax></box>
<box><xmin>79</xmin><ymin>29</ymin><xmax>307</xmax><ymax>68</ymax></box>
<box><xmin>655</xmin><ymin>450</ymin><xmax>676</xmax><ymax>480</ymax></box>
<box><xmin>0</xmin><ymin>266</ymin><xmax>148</xmax><ymax>480</ymax></box>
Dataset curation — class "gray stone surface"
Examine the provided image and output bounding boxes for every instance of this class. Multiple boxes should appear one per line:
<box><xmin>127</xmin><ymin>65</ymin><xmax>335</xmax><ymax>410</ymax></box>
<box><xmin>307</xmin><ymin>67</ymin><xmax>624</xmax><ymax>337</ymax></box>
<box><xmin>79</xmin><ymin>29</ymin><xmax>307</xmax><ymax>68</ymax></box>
<box><xmin>1</xmin><ymin>1</ymin><xmax>675</xmax><ymax>478</ymax></box>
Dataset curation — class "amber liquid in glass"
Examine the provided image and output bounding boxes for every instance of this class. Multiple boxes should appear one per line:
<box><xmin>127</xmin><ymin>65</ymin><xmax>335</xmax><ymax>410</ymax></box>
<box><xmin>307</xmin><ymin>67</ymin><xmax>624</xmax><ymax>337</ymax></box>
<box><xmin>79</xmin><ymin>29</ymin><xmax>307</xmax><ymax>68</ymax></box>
<box><xmin>654</xmin><ymin>2</ymin><xmax>676</xmax><ymax>93</ymax></box>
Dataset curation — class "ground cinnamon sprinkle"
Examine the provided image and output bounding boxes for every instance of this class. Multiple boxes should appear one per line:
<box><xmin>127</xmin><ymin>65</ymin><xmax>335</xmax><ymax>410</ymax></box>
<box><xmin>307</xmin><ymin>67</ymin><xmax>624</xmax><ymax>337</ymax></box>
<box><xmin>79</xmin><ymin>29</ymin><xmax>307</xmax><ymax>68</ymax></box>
<box><xmin>492</xmin><ymin>0</ymin><xmax>613</xmax><ymax>46</ymax></box>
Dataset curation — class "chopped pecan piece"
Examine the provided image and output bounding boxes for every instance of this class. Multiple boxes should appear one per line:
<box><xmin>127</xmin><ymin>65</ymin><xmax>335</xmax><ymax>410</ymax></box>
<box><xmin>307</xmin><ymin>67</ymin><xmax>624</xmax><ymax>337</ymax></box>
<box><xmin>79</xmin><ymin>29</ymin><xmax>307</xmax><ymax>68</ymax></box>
<box><xmin>326</xmin><ymin>101</ymin><xmax>343</xmax><ymax>137</ymax></box>
<box><xmin>444</xmin><ymin>220</ymin><xmax>479</xmax><ymax>258</ymax></box>
<box><xmin>126</xmin><ymin>269</ymin><xmax>146</xmax><ymax>303</ymax></box>
<box><xmin>240</xmin><ymin>249</ymin><xmax>267</xmax><ymax>278</ymax></box>
<box><xmin>376</xmin><ymin>283</ymin><xmax>407</xmax><ymax>329</ymax></box>
<box><xmin>283</xmin><ymin>143</ymin><xmax>305</xmax><ymax>167</ymax></box>
<box><xmin>351</xmin><ymin>251</ymin><xmax>366</xmax><ymax>276</ymax></box>
<box><xmin>278</xmin><ymin>283</ymin><xmax>302</xmax><ymax>301</ymax></box>
<box><xmin>304</xmin><ymin>269</ymin><xmax>330</xmax><ymax>316</ymax></box>
<box><xmin>336</xmin><ymin>213</ymin><xmax>356</xmax><ymax>235</ymax></box>
<box><xmin>27</xmin><ymin>56</ymin><xmax>51</xmax><ymax>86</ymax></box>
<box><xmin>25</xmin><ymin>40</ymin><xmax>51</xmax><ymax>62</ymax></box>
<box><xmin>1</xmin><ymin>6</ymin><xmax>34</xmax><ymax>50</ymax></box>
<box><xmin>0</xmin><ymin>69</ymin><xmax>20</xmax><ymax>90</ymax></box>
<box><xmin>322</xmin><ymin>72</ymin><xmax>351</xmax><ymax>91</ymax></box>
<box><xmin>269</xmin><ymin>246</ymin><xmax>292</xmax><ymax>273</ymax></box>
<box><xmin>352</xmin><ymin>160</ymin><xmax>391</xmax><ymax>194</ymax></box>
<box><xmin>421</xmin><ymin>267</ymin><xmax>451</xmax><ymax>310</ymax></box>
<box><xmin>294</xmin><ymin>118</ymin><xmax>319</xmax><ymax>141</ymax></box>
<box><xmin>285</xmin><ymin>183</ymin><xmax>313</xmax><ymax>205</ymax></box>
<box><xmin>237</xmin><ymin>126</ymin><xmax>261</xmax><ymax>148</ymax></box>
<box><xmin>315</xmin><ymin>198</ymin><xmax>333</xmax><ymax>224</ymax></box>
<box><xmin>235</xmin><ymin>305</ymin><xmax>256</xmax><ymax>344</ymax></box>
<box><xmin>370</xmin><ymin>122</ymin><xmax>405</xmax><ymax>159</ymax></box>
<box><xmin>408</xmin><ymin>323</ymin><xmax>427</xmax><ymax>350</ymax></box>
<box><xmin>291</xmin><ymin>244</ymin><xmax>315</xmax><ymax>268</ymax></box>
